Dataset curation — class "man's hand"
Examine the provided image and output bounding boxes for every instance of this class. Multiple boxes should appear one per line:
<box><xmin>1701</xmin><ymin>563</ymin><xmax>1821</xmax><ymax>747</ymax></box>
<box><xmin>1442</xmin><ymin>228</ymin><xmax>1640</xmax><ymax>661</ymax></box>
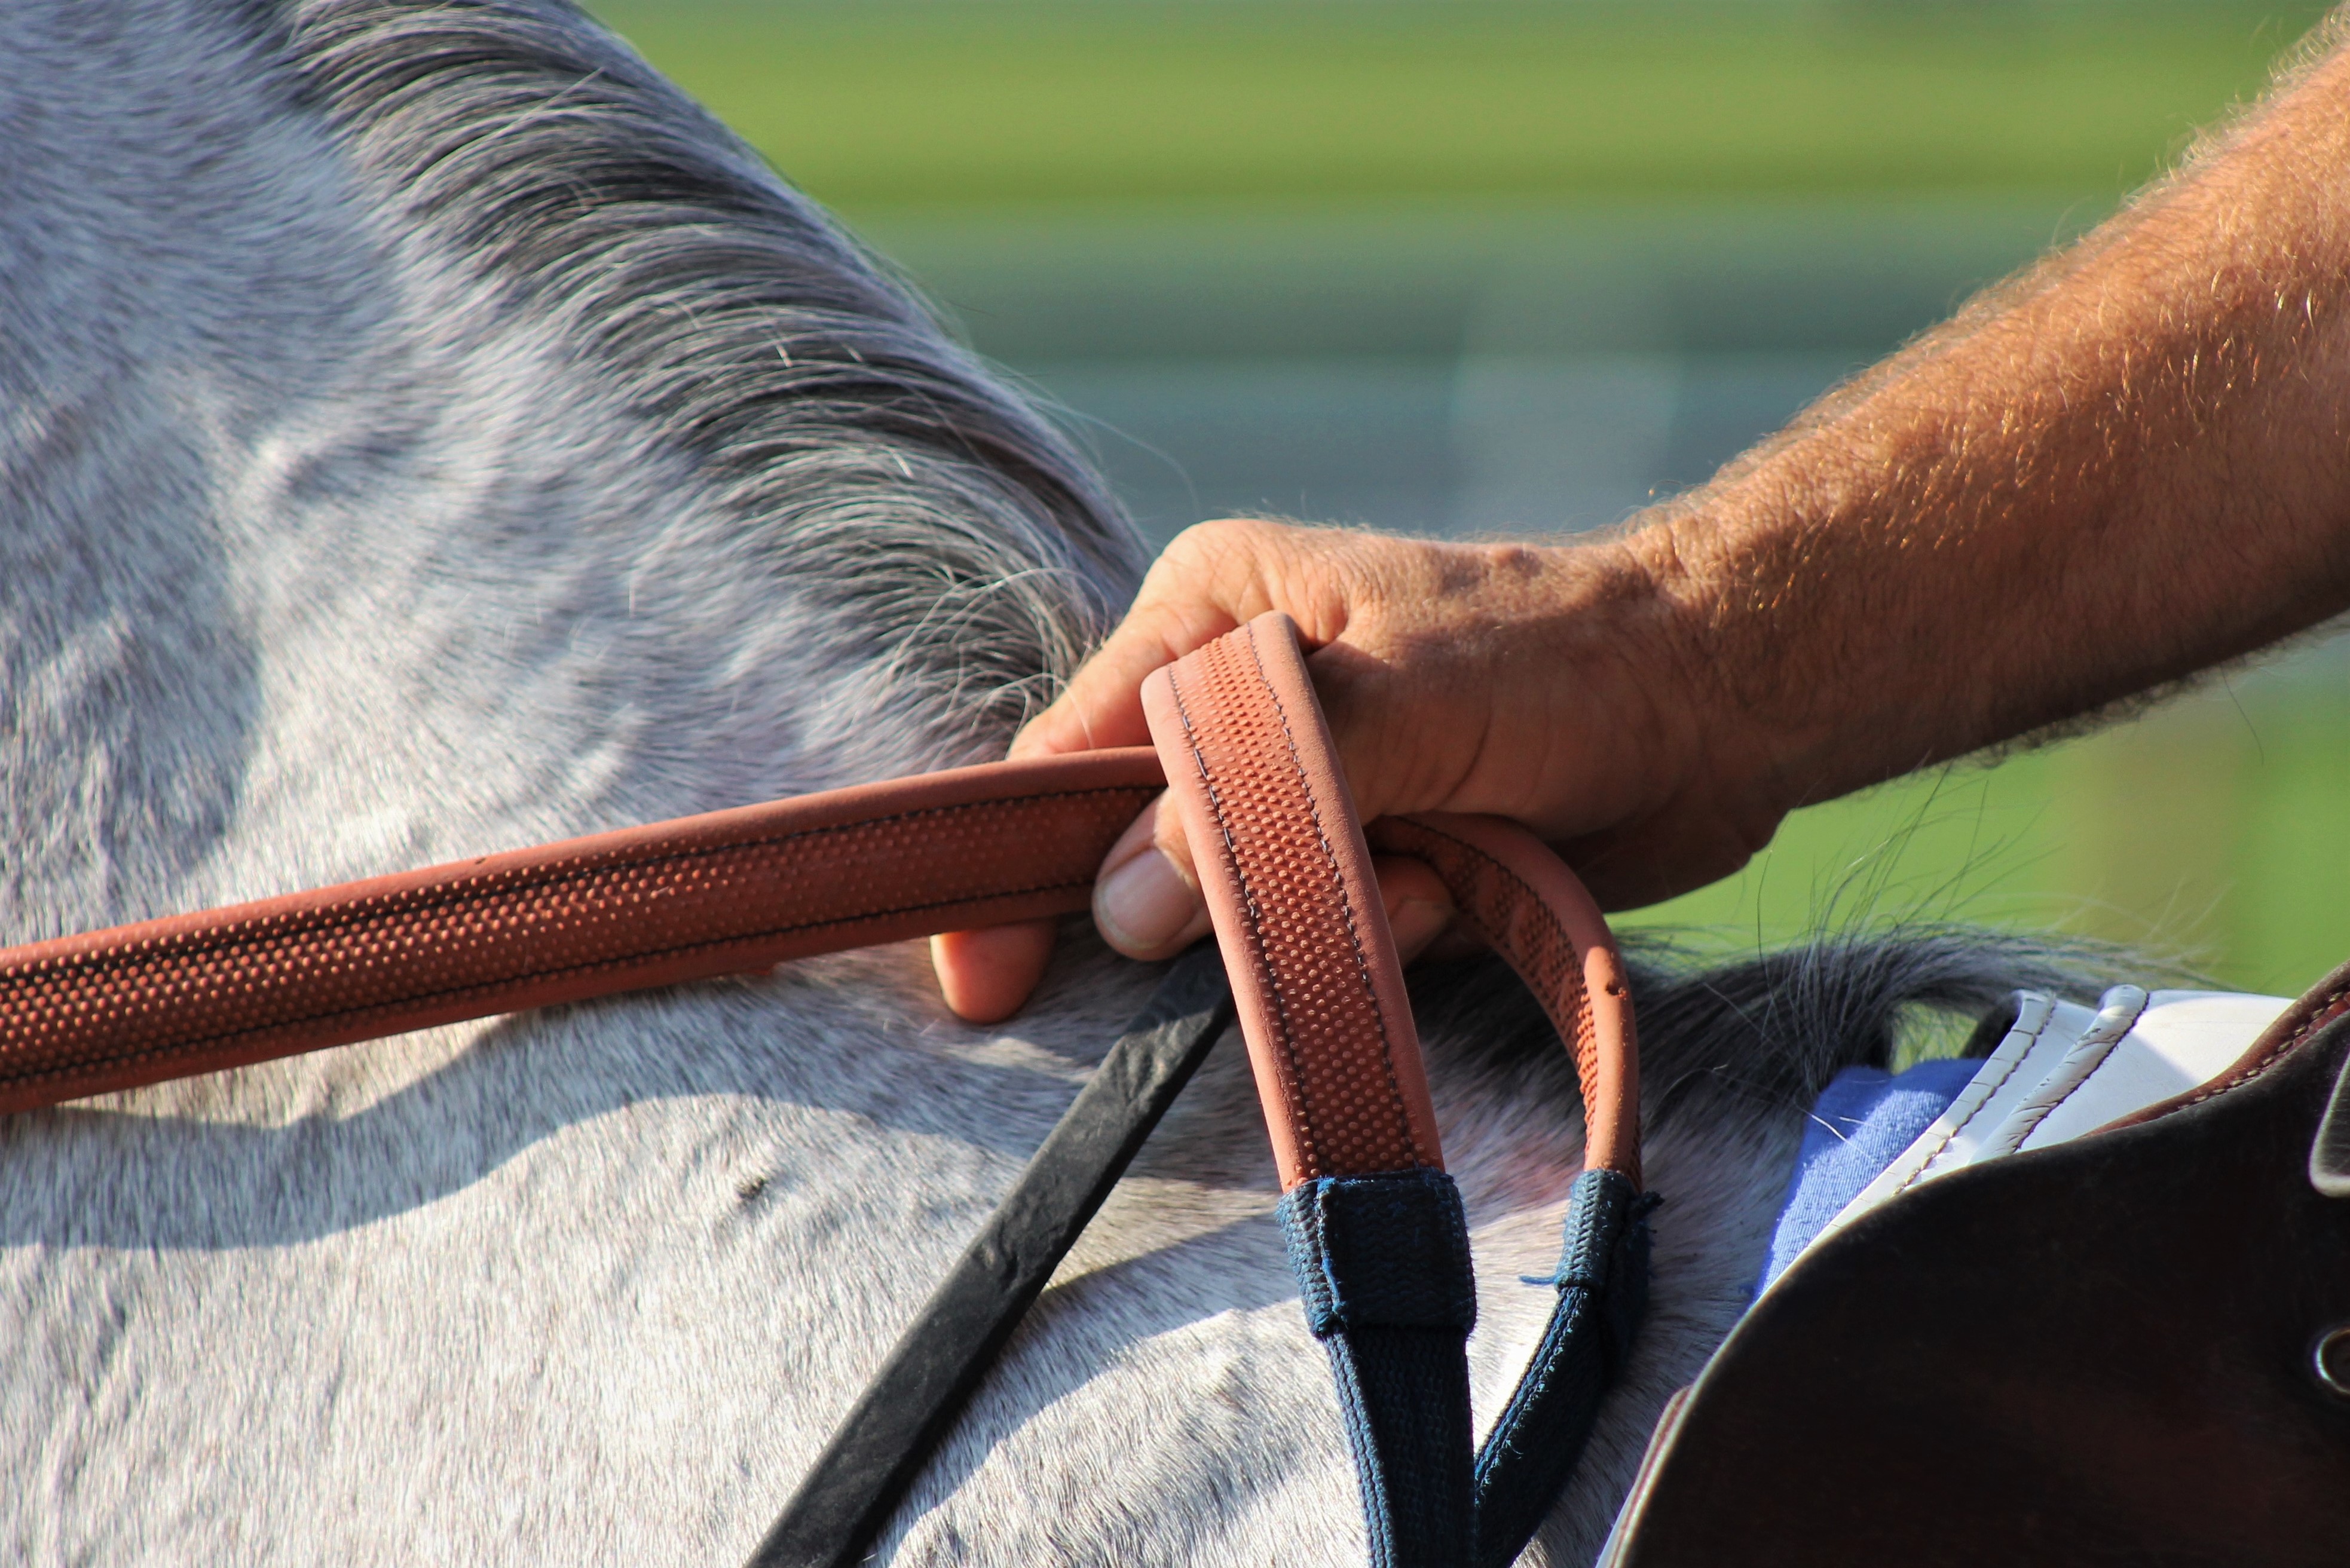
<box><xmin>935</xmin><ymin>20</ymin><xmax>2350</xmax><ymax>1023</ymax></box>
<box><xmin>930</xmin><ymin>519</ymin><xmax>1783</xmax><ymax>1021</ymax></box>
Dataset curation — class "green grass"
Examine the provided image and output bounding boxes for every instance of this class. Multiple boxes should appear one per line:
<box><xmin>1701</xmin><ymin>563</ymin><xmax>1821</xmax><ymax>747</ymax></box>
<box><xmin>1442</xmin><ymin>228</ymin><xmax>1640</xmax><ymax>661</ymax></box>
<box><xmin>1624</xmin><ymin>679</ymin><xmax>2350</xmax><ymax>999</ymax></box>
<box><xmin>593</xmin><ymin>1</ymin><xmax>2331</xmax><ymax>213</ymax></box>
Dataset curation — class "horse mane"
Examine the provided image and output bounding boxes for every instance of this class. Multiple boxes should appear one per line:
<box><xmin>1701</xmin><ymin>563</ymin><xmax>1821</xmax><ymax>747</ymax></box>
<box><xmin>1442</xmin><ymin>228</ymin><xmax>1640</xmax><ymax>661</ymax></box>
<box><xmin>271</xmin><ymin>0</ymin><xmax>1141</xmax><ymax>752</ymax></box>
<box><xmin>1</xmin><ymin>0</ymin><xmax>1136</xmax><ymax>934</ymax></box>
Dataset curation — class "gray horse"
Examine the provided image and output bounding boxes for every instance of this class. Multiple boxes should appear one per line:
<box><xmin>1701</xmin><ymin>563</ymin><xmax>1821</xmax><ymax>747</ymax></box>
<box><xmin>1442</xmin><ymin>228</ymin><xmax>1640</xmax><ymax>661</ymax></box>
<box><xmin>0</xmin><ymin>2</ymin><xmax>2100</xmax><ymax>1561</ymax></box>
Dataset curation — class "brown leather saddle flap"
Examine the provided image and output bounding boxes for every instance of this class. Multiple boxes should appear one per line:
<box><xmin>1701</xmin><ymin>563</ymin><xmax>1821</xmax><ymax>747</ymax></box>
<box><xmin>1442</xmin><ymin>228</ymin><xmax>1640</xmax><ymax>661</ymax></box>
<box><xmin>1605</xmin><ymin>977</ymin><xmax>2350</xmax><ymax>1567</ymax></box>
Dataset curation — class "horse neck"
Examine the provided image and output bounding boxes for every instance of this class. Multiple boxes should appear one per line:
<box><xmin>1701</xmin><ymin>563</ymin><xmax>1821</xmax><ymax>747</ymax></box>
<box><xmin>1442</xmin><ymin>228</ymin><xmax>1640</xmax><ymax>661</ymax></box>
<box><xmin>0</xmin><ymin>0</ymin><xmax>1139</xmax><ymax>948</ymax></box>
<box><xmin>0</xmin><ymin>13</ymin><xmax>1457</xmax><ymax>1557</ymax></box>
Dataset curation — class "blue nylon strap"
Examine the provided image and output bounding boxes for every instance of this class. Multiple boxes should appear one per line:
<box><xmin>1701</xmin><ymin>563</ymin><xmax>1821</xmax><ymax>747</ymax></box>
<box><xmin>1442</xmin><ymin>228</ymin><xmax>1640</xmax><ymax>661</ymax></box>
<box><xmin>1470</xmin><ymin>1169</ymin><xmax>1654</xmax><ymax>1568</ymax></box>
<box><xmin>1279</xmin><ymin>1168</ymin><xmax>1479</xmax><ymax>1568</ymax></box>
<box><xmin>1278</xmin><ymin>1168</ymin><xmax>1655</xmax><ymax>1568</ymax></box>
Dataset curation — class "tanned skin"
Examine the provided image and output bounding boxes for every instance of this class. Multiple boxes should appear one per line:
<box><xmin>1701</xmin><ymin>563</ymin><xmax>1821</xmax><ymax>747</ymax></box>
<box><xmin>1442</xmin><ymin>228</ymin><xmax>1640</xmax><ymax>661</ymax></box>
<box><xmin>935</xmin><ymin>18</ymin><xmax>2350</xmax><ymax>1023</ymax></box>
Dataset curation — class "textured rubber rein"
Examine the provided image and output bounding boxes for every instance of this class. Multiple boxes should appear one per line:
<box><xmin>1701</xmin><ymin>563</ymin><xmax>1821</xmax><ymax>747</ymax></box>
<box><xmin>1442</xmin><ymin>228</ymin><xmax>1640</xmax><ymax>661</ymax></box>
<box><xmin>1142</xmin><ymin>615</ymin><xmax>1651</xmax><ymax>1568</ymax></box>
<box><xmin>0</xmin><ymin>614</ymin><xmax>1648</xmax><ymax>1568</ymax></box>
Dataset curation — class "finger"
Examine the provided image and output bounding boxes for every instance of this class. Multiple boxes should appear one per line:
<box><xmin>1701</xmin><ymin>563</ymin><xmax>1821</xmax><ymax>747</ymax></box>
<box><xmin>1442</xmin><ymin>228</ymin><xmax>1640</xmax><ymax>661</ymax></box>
<box><xmin>1012</xmin><ymin>520</ymin><xmax>1302</xmax><ymax>761</ymax></box>
<box><xmin>929</xmin><ymin>918</ymin><xmax>1057</xmax><ymax>1023</ymax></box>
<box><xmin>1091</xmin><ymin>795</ymin><xmax>1213</xmax><ymax>960</ymax></box>
<box><xmin>1011</xmin><ymin>602</ymin><xmax>1240</xmax><ymax>760</ymax></box>
<box><xmin>1372</xmin><ymin>853</ymin><xmax>1458</xmax><ymax>966</ymax></box>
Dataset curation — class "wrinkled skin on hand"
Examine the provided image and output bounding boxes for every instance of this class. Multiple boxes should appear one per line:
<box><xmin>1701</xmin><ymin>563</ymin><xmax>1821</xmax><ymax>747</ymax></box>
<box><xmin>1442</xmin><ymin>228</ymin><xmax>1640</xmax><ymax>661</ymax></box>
<box><xmin>930</xmin><ymin>517</ymin><xmax>1777</xmax><ymax>1022</ymax></box>
<box><xmin>937</xmin><ymin>21</ymin><xmax>2350</xmax><ymax>1023</ymax></box>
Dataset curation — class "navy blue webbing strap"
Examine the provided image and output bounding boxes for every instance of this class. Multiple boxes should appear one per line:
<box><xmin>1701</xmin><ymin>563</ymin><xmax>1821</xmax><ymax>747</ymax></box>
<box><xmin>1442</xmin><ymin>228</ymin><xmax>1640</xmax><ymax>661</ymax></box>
<box><xmin>1273</xmin><ymin>1165</ymin><xmax>1655</xmax><ymax>1568</ymax></box>
<box><xmin>1278</xmin><ymin>1166</ymin><xmax>1663</xmax><ymax>1568</ymax></box>
<box><xmin>1471</xmin><ymin>1169</ymin><xmax>1656</xmax><ymax>1568</ymax></box>
<box><xmin>1280</xmin><ymin>1169</ymin><xmax>1480</xmax><ymax>1566</ymax></box>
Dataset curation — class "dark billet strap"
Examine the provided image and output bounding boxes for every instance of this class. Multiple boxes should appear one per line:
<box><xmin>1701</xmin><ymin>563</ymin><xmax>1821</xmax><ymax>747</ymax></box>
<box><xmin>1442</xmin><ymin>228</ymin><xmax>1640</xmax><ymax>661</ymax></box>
<box><xmin>749</xmin><ymin>947</ymin><xmax>1237</xmax><ymax>1568</ymax></box>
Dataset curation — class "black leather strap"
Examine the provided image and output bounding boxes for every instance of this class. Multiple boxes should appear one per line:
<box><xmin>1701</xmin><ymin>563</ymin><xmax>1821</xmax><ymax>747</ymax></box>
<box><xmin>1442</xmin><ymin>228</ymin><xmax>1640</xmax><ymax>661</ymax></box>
<box><xmin>746</xmin><ymin>947</ymin><xmax>1236</xmax><ymax>1568</ymax></box>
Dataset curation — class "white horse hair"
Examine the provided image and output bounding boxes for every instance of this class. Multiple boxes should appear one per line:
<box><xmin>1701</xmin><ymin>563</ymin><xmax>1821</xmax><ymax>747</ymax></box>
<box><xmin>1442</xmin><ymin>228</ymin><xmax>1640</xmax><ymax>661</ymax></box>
<box><xmin>0</xmin><ymin>2</ymin><xmax>2116</xmax><ymax>1562</ymax></box>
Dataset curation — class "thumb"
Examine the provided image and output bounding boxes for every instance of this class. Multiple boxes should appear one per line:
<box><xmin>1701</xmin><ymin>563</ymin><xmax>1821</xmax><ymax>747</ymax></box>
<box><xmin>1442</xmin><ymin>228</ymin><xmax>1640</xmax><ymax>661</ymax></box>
<box><xmin>1090</xmin><ymin>796</ymin><xmax>1460</xmax><ymax>969</ymax></box>
<box><xmin>1090</xmin><ymin>795</ymin><xmax>1213</xmax><ymax>960</ymax></box>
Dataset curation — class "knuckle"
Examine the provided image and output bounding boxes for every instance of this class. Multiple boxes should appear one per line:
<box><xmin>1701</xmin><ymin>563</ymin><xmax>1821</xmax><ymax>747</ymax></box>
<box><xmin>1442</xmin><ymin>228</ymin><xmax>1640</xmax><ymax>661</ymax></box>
<box><xmin>1176</xmin><ymin>515</ymin><xmax>1277</xmax><ymax>563</ymax></box>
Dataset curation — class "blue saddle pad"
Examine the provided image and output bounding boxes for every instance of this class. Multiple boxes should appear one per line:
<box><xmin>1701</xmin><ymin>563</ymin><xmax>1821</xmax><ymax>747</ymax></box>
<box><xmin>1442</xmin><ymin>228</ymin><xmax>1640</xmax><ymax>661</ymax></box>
<box><xmin>1755</xmin><ymin>1057</ymin><xmax>1982</xmax><ymax>1296</ymax></box>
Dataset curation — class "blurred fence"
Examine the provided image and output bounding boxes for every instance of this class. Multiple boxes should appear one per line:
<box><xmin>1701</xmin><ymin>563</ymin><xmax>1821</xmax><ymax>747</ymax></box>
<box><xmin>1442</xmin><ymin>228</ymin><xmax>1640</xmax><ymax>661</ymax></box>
<box><xmin>868</xmin><ymin>201</ymin><xmax>2075</xmax><ymax>546</ymax></box>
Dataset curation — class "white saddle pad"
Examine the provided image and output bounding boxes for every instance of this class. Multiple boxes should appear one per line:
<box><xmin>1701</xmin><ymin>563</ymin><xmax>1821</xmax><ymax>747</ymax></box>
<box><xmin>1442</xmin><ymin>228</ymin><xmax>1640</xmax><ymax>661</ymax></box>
<box><xmin>1765</xmin><ymin>986</ymin><xmax>2290</xmax><ymax>1293</ymax></box>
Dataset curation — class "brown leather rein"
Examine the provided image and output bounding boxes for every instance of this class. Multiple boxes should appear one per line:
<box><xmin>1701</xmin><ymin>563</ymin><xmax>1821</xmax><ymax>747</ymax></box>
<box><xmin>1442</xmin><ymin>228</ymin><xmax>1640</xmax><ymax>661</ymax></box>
<box><xmin>0</xmin><ymin>614</ymin><xmax>1639</xmax><ymax>1186</ymax></box>
<box><xmin>0</xmin><ymin>746</ymin><xmax>1164</xmax><ymax>1114</ymax></box>
<box><xmin>0</xmin><ymin>614</ymin><xmax>1645</xmax><ymax>1567</ymax></box>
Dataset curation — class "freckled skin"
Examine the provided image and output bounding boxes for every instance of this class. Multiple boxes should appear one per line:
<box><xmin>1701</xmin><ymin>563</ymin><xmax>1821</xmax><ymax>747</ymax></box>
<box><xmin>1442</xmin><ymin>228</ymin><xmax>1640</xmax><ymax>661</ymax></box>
<box><xmin>938</xmin><ymin>19</ymin><xmax>2350</xmax><ymax>1021</ymax></box>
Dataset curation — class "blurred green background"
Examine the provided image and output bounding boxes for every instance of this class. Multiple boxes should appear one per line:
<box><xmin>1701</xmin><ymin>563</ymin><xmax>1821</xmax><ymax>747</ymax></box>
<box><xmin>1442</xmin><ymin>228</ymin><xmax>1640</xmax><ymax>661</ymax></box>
<box><xmin>593</xmin><ymin>0</ymin><xmax>2350</xmax><ymax>996</ymax></box>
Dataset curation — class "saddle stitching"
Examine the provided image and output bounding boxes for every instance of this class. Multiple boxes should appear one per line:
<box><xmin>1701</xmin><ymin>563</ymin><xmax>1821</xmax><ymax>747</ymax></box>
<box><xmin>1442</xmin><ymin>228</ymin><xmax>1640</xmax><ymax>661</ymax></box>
<box><xmin>2174</xmin><ymin>979</ymin><xmax>2350</xmax><ymax>1110</ymax></box>
<box><xmin>1890</xmin><ymin>1004</ymin><xmax>2049</xmax><ymax>1196</ymax></box>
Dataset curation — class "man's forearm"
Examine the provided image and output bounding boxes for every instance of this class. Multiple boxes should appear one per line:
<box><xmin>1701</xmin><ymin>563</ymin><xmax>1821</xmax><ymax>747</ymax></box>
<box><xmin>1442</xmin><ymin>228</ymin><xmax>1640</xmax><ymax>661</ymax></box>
<box><xmin>1639</xmin><ymin>17</ymin><xmax>2350</xmax><ymax>812</ymax></box>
